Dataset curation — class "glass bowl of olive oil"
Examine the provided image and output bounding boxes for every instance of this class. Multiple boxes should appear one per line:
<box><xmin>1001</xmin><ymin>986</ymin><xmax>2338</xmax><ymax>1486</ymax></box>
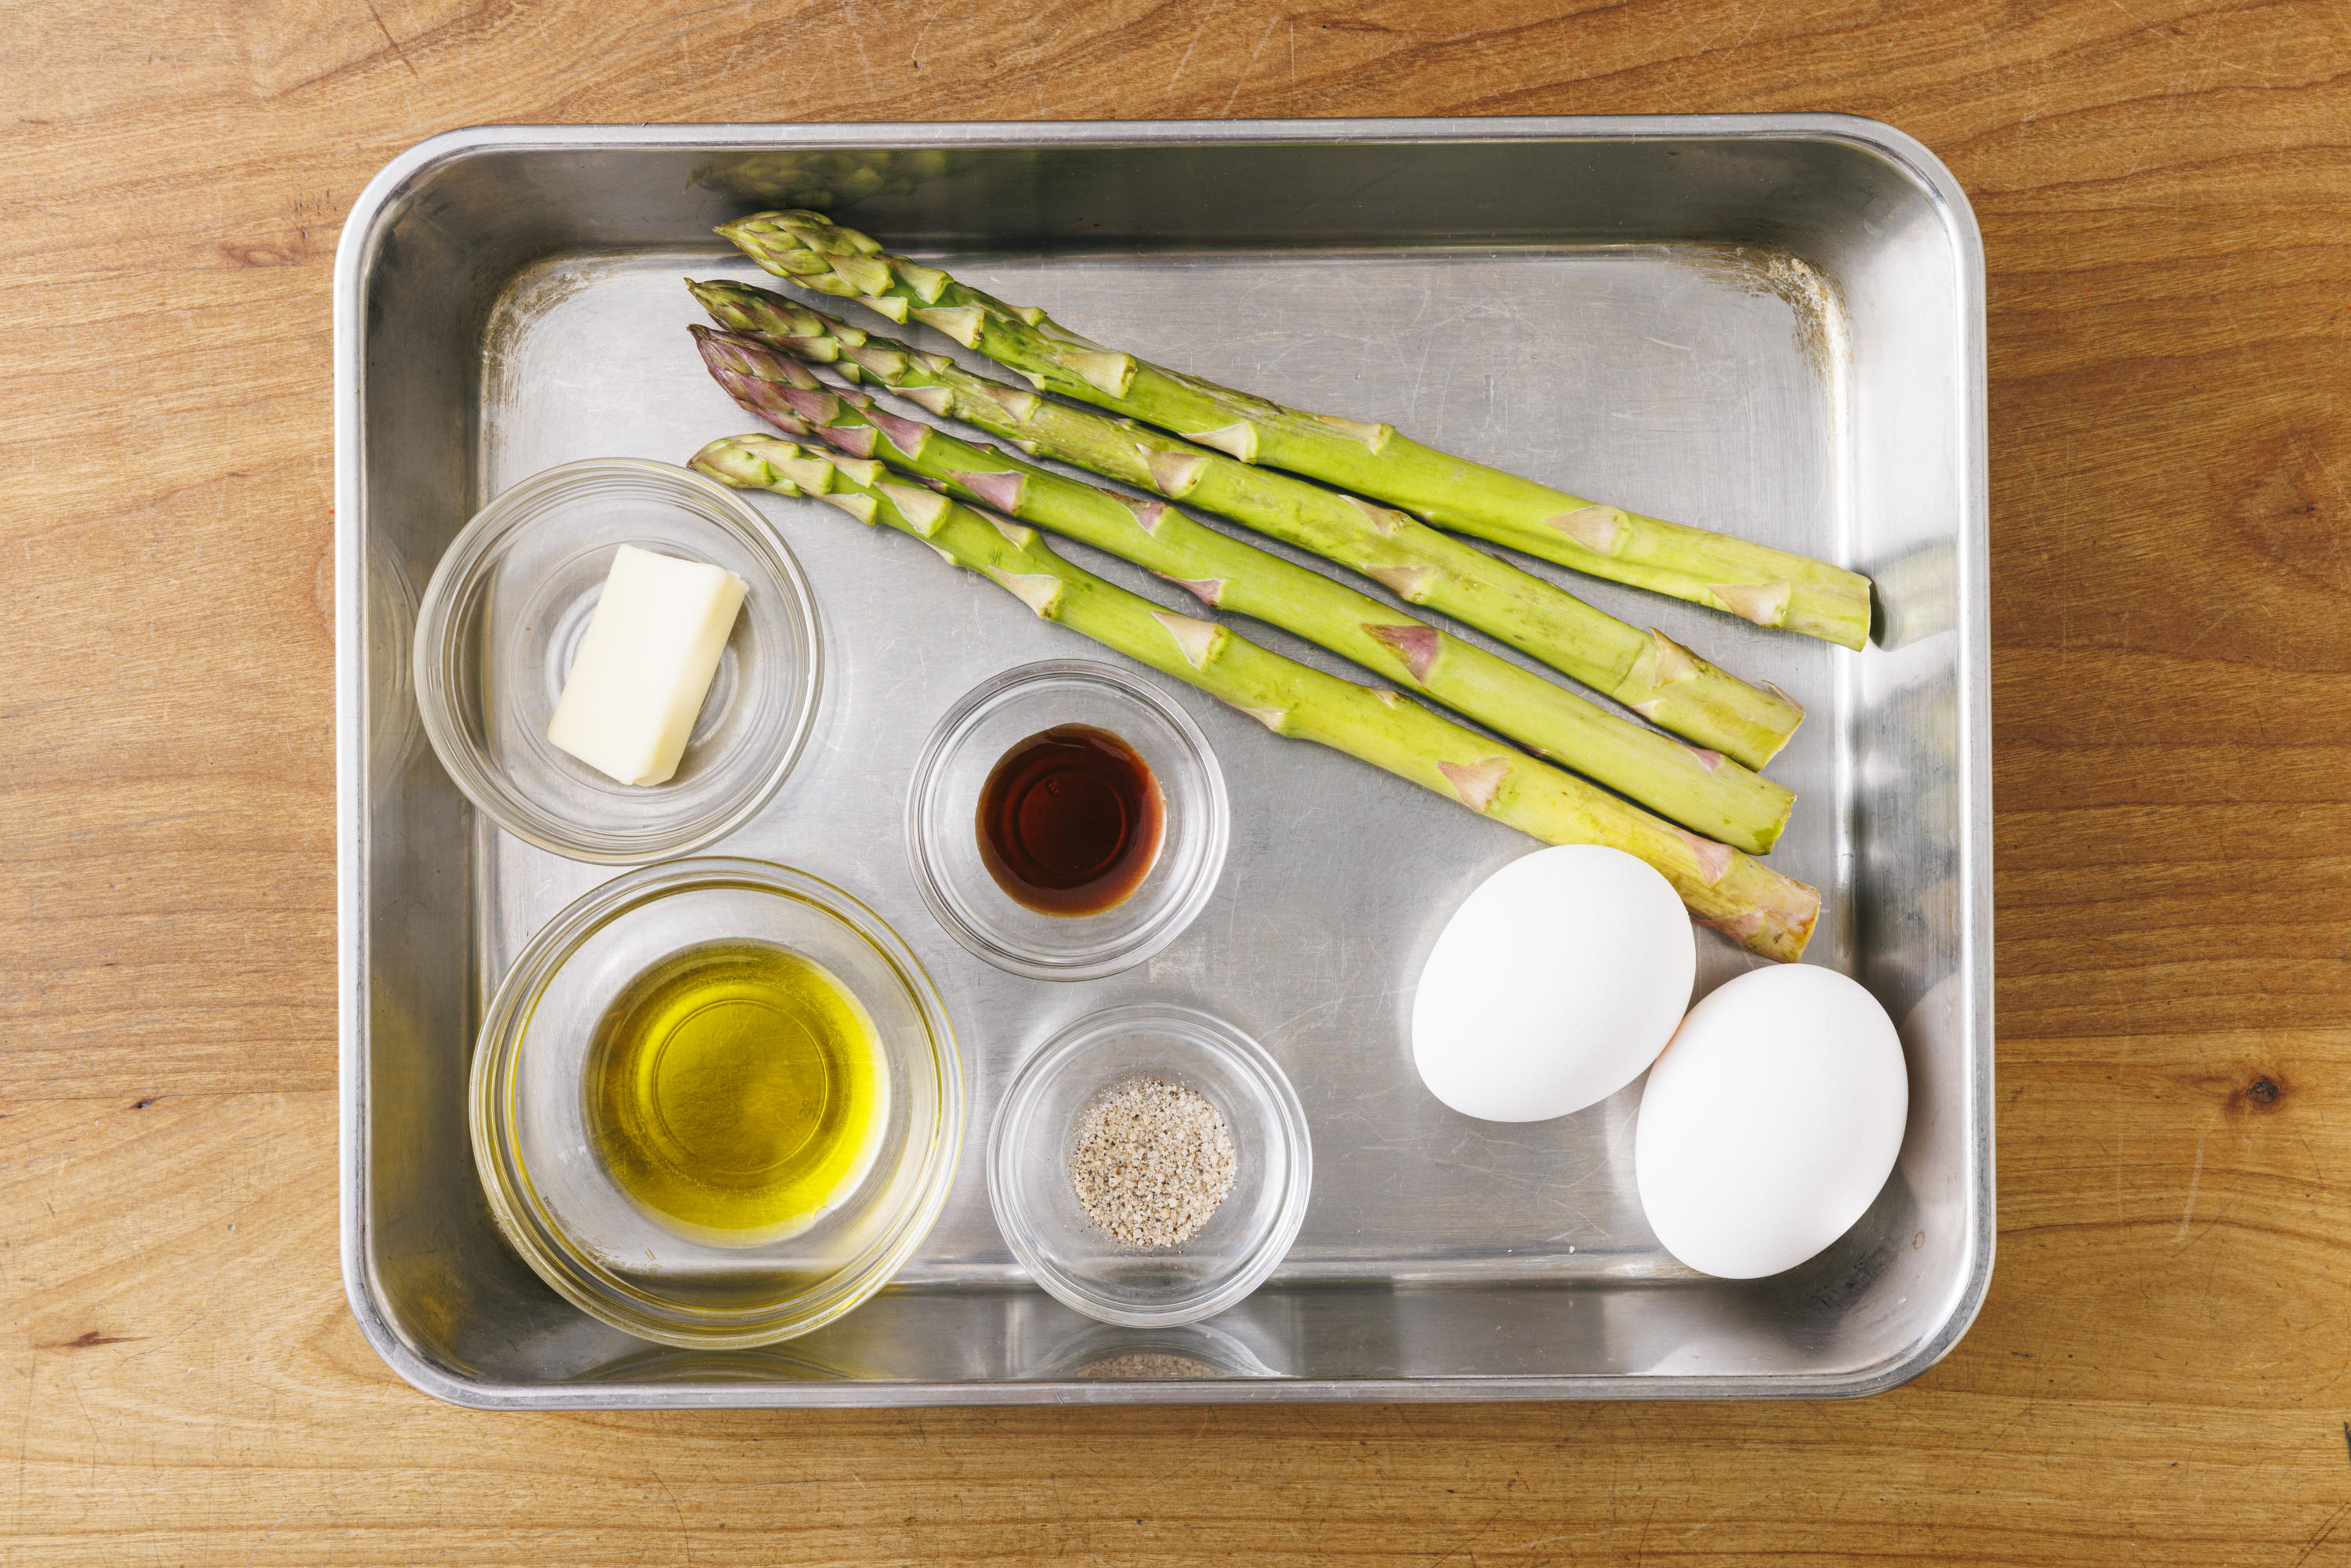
<box><xmin>469</xmin><ymin>858</ymin><xmax>962</xmax><ymax>1349</ymax></box>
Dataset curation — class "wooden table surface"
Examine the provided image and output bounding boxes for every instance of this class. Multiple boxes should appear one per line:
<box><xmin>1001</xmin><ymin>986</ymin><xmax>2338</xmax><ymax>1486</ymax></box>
<box><xmin>8</xmin><ymin>0</ymin><xmax>2351</xmax><ymax>1562</ymax></box>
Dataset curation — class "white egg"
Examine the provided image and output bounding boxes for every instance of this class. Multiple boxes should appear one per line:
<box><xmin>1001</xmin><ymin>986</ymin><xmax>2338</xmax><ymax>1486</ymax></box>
<box><xmin>1411</xmin><ymin>845</ymin><xmax>1695</xmax><ymax>1122</ymax></box>
<box><xmin>1635</xmin><ymin>965</ymin><xmax>1907</xmax><ymax>1279</ymax></box>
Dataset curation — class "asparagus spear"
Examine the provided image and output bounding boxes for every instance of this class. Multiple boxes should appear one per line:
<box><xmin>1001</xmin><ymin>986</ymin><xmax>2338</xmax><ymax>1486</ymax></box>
<box><xmin>690</xmin><ymin>278</ymin><xmax>1804</xmax><ymax>770</ymax></box>
<box><xmin>695</xmin><ymin>324</ymin><xmax>1792</xmax><ymax>855</ymax></box>
<box><xmin>714</xmin><ymin>211</ymin><xmax>1875</xmax><ymax>650</ymax></box>
<box><xmin>690</xmin><ymin>433</ymin><xmax>1820</xmax><ymax>961</ymax></box>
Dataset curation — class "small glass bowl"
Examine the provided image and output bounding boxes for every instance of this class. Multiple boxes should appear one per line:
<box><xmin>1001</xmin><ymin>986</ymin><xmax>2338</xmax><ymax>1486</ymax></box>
<box><xmin>906</xmin><ymin>661</ymin><xmax>1228</xmax><ymax>981</ymax></box>
<box><xmin>988</xmin><ymin>1005</ymin><xmax>1311</xmax><ymax>1327</ymax></box>
<box><xmin>469</xmin><ymin>858</ymin><xmax>962</xmax><ymax>1349</ymax></box>
<box><xmin>1015</xmin><ymin>1320</ymin><xmax>1283</xmax><ymax>1382</ymax></box>
<box><xmin>414</xmin><ymin>459</ymin><xmax>822</xmax><ymax>864</ymax></box>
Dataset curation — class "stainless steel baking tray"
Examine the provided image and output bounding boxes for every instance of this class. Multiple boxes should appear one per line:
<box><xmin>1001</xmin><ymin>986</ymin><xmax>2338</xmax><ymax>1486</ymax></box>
<box><xmin>336</xmin><ymin>117</ymin><xmax>1990</xmax><ymax>1407</ymax></box>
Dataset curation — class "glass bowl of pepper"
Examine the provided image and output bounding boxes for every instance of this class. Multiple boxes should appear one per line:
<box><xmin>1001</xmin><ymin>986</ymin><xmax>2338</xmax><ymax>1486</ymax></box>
<box><xmin>987</xmin><ymin>1004</ymin><xmax>1311</xmax><ymax>1327</ymax></box>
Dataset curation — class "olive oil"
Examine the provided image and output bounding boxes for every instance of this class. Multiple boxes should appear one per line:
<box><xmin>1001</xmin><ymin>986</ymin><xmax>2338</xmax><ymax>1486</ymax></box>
<box><xmin>585</xmin><ymin>940</ymin><xmax>887</xmax><ymax>1246</ymax></box>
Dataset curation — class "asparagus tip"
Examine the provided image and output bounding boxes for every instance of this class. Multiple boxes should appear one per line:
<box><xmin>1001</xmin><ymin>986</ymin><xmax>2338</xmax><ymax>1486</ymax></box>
<box><xmin>891</xmin><ymin>256</ymin><xmax>950</xmax><ymax>303</ymax></box>
<box><xmin>777</xmin><ymin>384</ymin><xmax>842</xmax><ymax>424</ymax></box>
<box><xmin>820</xmin><ymin>422</ymin><xmax>878</xmax><ymax>461</ymax></box>
<box><xmin>689</xmin><ymin>436</ymin><xmax>797</xmax><ymax>494</ymax></box>
<box><xmin>815</xmin><ymin>491</ymin><xmax>878</xmax><ymax>525</ymax></box>
<box><xmin>913</xmin><ymin>304</ymin><xmax>985</xmax><ymax>347</ymax></box>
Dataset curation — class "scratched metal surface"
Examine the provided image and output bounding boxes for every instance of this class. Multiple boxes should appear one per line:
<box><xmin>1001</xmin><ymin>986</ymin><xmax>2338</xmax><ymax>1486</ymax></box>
<box><xmin>473</xmin><ymin>243</ymin><xmax>1843</xmax><ymax>1279</ymax></box>
<box><xmin>338</xmin><ymin>120</ymin><xmax>1989</xmax><ymax>1405</ymax></box>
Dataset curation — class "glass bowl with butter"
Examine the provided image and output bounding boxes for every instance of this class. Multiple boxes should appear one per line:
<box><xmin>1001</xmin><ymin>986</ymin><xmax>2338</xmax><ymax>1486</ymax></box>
<box><xmin>469</xmin><ymin>857</ymin><xmax>963</xmax><ymax>1349</ymax></box>
<box><xmin>414</xmin><ymin>458</ymin><xmax>821</xmax><ymax>864</ymax></box>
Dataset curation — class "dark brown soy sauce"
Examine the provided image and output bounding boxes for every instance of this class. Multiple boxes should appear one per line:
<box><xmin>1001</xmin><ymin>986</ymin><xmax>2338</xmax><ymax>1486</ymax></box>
<box><xmin>976</xmin><ymin>725</ymin><xmax>1165</xmax><ymax>916</ymax></box>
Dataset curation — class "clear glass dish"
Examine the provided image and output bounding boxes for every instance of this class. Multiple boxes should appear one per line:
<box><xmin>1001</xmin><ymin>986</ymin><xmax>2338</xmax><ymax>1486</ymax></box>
<box><xmin>413</xmin><ymin>458</ymin><xmax>821</xmax><ymax>864</ymax></box>
<box><xmin>469</xmin><ymin>858</ymin><xmax>962</xmax><ymax>1349</ymax></box>
<box><xmin>905</xmin><ymin>661</ymin><xmax>1228</xmax><ymax>982</ymax></box>
<box><xmin>988</xmin><ymin>1005</ymin><xmax>1311</xmax><ymax>1327</ymax></box>
<box><xmin>1014</xmin><ymin>1320</ymin><xmax>1284</xmax><ymax>1382</ymax></box>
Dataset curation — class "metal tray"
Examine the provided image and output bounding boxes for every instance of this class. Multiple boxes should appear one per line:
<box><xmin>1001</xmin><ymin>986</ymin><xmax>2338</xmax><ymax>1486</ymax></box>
<box><xmin>335</xmin><ymin>117</ymin><xmax>1991</xmax><ymax>1407</ymax></box>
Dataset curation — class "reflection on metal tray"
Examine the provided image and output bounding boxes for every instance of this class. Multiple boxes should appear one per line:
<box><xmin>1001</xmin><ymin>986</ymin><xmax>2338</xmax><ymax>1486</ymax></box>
<box><xmin>335</xmin><ymin>116</ymin><xmax>1990</xmax><ymax>1407</ymax></box>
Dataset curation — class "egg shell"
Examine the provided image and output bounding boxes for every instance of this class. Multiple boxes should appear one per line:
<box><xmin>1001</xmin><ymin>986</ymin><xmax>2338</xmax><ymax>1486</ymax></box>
<box><xmin>1634</xmin><ymin>964</ymin><xmax>1907</xmax><ymax>1280</ymax></box>
<box><xmin>1411</xmin><ymin>845</ymin><xmax>1695</xmax><ymax>1122</ymax></box>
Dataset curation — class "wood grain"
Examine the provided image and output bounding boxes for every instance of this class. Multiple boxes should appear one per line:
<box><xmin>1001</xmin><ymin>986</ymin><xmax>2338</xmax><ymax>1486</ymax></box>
<box><xmin>5</xmin><ymin>0</ymin><xmax>2351</xmax><ymax>1562</ymax></box>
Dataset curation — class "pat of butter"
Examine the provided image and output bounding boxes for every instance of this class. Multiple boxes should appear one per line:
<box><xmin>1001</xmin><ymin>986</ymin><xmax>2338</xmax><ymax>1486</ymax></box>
<box><xmin>547</xmin><ymin>545</ymin><xmax>748</xmax><ymax>787</ymax></box>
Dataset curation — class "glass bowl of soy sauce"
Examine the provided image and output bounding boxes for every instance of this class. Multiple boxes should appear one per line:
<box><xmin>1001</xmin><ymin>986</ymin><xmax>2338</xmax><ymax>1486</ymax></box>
<box><xmin>905</xmin><ymin>661</ymin><xmax>1230</xmax><ymax>982</ymax></box>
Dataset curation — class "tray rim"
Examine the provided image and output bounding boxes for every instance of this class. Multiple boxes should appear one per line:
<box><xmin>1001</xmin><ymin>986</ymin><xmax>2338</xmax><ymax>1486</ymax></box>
<box><xmin>335</xmin><ymin>112</ymin><xmax>1991</xmax><ymax>1410</ymax></box>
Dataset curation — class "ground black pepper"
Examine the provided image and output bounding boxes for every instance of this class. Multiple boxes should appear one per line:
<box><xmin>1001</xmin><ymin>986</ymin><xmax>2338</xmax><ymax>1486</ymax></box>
<box><xmin>1067</xmin><ymin>1077</ymin><xmax>1237</xmax><ymax>1248</ymax></box>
